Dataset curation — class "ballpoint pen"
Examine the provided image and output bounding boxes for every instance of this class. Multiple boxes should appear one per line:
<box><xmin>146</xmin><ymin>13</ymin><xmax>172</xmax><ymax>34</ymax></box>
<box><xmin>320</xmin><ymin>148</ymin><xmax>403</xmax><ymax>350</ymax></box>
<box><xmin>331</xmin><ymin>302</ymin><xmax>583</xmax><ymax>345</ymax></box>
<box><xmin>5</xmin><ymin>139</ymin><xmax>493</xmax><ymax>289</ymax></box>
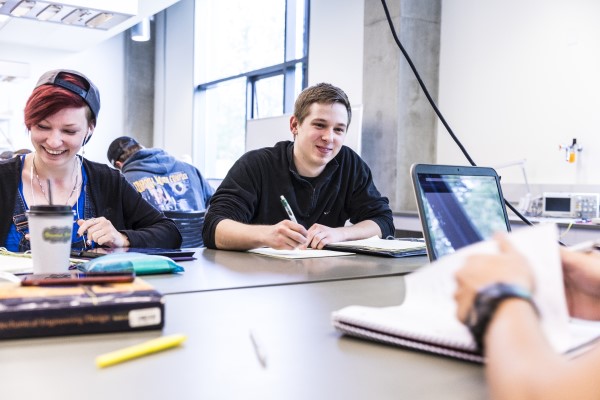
<box><xmin>568</xmin><ymin>240</ymin><xmax>600</xmax><ymax>253</ymax></box>
<box><xmin>95</xmin><ymin>333</ymin><xmax>187</xmax><ymax>368</ymax></box>
<box><xmin>280</xmin><ymin>195</ymin><xmax>298</xmax><ymax>224</ymax></box>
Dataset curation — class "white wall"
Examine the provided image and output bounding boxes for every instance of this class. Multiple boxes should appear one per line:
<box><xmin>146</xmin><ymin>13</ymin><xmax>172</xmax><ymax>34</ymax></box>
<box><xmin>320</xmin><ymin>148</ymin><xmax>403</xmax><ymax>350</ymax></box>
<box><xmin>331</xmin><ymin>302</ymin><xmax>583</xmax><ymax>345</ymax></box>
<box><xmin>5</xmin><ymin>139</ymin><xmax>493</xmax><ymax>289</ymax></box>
<box><xmin>246</xmin><ymin>106</ymin><xmax>363</xmax><ymax>154</ymax></box>
<box><xmin>308</xmin><ymin>0</ymin><xmax>364</xmax><ymax>105</ymax></box>
<box><xmin>438</xmin><ymin>0</ymin><xmax>600</xmax><ymax>185</ymax></box>
<box><xmin>0</xmin><ymin>37</ymin><xmax>125</xmax><ymax>165</ymax></box>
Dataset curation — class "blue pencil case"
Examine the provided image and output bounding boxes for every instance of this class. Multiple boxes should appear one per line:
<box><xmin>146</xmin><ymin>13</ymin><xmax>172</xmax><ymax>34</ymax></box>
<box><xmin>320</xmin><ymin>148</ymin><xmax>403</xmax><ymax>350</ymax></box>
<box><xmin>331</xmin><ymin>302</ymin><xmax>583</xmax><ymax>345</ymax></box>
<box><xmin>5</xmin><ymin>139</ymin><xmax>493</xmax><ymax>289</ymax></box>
<box><xmin>76</xmin><ymin>252</ymin><xmax>184</xmax><ymax>275</ymax></box>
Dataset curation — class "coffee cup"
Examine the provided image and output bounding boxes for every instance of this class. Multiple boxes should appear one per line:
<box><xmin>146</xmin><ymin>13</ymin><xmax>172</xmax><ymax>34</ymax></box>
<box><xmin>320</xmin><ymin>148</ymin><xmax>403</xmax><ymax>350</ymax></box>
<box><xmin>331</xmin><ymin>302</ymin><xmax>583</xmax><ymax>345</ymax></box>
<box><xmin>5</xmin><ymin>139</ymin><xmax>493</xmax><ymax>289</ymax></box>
<box><xmin>27</xmin><ymin>205</ymin><xmax>74</xmax><ymax>274</ymax></box>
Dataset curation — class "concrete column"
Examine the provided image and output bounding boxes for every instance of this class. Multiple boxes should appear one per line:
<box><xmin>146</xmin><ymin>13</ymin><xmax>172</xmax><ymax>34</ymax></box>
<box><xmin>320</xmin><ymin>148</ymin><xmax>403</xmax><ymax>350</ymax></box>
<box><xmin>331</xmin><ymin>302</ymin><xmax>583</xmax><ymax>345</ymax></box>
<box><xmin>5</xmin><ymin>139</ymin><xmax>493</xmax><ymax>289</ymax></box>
<box><xmin>124</xmin><ymin>19</ymin><xmax>156</xmax><ymax>147</ymax></box>
<box><xmin>362</xmin><ymin>0</ymin><xmax>440</xmax><ymax>211</ymax></box>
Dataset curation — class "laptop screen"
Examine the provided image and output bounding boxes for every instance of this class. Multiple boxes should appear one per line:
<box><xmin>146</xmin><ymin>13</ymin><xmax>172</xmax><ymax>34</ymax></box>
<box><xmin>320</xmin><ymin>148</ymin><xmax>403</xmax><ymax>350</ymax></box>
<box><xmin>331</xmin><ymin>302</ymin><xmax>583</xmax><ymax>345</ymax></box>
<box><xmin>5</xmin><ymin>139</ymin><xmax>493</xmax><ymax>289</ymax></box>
<box><xmin>411</xmin><ymin>164</ymin><xmax>511</xmax><ymax>260</ymax></box>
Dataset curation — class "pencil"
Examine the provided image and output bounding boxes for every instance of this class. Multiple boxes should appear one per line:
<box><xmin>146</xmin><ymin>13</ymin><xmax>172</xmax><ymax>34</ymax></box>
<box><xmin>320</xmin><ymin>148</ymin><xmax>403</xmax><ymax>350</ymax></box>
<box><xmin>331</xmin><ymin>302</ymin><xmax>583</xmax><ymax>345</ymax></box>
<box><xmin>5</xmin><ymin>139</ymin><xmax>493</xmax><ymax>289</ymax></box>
<box><xmin>249</xmin><ymin>330</ymin><xmax>267</xmax><ymax>368</ymax></box>
<box><xmin>96</xmin><ymin>333</ymin><xmax>187</xmax><ymax>368</ymax></box>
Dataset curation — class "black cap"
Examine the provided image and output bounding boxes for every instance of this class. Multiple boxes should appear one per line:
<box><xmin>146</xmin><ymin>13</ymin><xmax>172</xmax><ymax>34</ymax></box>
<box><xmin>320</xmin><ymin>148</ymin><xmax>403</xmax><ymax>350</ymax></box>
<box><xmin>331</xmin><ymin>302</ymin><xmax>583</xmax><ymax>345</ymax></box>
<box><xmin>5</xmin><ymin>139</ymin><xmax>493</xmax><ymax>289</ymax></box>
<box><xmin>35</xmin><ymin>69</ymin><xmax>101</xmax><ymax>121</ymax></box>
<box><xmin>107</xmin><ymin>136</ymin><xmax>140</xmax><ymax>166</ymax></box>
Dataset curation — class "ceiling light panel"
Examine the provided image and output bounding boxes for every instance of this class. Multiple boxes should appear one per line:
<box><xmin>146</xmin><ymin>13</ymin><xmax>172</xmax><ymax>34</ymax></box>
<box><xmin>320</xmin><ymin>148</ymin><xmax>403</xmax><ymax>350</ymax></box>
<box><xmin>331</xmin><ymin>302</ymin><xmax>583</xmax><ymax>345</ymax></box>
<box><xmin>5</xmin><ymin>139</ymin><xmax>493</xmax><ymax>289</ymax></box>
<box><xmin>85</xmin><ymin>12</ymin><xmax>112</xmax><ymax>28</ymax></box>
<box><xmin>61</xmin><ymin>8</ymin><xmax>90</xmax><ymax>24</ymax></box>
<box><xmin>36</xmin><ymin>3</ymin><xmax>61</xmax><ymax>20</ymax></box>
<box><xmin>0</xmin><ymin>1</ymin><xmax>136</xmax><ymax>30</ymax></box>
<box><xmin>10</xmin><ymin>0</ymin><xmax>35</xmax><ymax>17</ymax></box>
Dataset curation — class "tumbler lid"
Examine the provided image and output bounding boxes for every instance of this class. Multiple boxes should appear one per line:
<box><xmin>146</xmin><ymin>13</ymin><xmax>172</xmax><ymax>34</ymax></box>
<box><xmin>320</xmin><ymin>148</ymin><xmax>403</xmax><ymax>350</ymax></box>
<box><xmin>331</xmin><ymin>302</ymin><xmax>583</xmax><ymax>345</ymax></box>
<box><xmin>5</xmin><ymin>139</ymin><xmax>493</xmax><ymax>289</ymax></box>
<box><xmin>27</xmin><ymin>205</ymin><xmax>74</xmax><ymax>215</ymax></box>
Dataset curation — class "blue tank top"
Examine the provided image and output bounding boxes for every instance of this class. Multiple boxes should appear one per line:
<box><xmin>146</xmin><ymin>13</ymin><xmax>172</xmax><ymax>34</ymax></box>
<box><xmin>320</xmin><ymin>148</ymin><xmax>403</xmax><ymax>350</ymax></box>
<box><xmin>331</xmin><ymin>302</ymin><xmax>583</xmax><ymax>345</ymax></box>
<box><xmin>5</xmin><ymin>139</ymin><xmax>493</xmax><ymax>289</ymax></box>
<box><xmin>4</xmin><ymin>156</ymin><xmax>90</xmax><ymax>252</ymax></box>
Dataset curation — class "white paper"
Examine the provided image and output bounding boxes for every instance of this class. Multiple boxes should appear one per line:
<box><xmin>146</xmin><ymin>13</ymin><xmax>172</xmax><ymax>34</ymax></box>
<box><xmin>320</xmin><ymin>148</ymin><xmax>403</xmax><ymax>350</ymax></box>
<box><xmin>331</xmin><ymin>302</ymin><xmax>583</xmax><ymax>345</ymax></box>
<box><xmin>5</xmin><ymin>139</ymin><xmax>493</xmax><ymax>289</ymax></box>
<box><xmin>0</xmin><ymin>252</ymin><xmax>35</xmax><ymax>274</ymax></box>
<box><xmin>248</xmin><ymin>247</ymin><xmax>354</xmax><ymax>259</ymax></box>
<box><xmin>0</xmin><ymin>251</ymin><xmax>86</xmax><ymax>274</ymax></box>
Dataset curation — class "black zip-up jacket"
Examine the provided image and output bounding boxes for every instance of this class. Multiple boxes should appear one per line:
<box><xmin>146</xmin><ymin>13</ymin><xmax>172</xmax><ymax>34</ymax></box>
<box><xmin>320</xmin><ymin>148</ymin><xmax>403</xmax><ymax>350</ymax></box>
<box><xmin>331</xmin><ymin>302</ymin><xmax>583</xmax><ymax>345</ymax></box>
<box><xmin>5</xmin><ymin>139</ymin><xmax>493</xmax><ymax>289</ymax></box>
<box><xmin>202</xmin><ymin>141</ymin><xmax>394</xmax><ymax>249</ymax></box>
<box><xmin>0</xmin><ymin>156</ymin><xmax>182</xmax><ymax>249</ymax></box>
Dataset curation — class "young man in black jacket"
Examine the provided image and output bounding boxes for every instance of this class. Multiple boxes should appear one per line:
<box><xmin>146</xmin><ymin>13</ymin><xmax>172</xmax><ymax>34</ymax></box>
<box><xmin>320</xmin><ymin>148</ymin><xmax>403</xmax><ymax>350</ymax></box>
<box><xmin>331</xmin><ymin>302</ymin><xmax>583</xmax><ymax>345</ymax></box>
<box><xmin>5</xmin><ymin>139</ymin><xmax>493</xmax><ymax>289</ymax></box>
<box><xmin>202</xmin><ymin>83</ymin><xmax>394</xmax><ymax>250</ymax></box>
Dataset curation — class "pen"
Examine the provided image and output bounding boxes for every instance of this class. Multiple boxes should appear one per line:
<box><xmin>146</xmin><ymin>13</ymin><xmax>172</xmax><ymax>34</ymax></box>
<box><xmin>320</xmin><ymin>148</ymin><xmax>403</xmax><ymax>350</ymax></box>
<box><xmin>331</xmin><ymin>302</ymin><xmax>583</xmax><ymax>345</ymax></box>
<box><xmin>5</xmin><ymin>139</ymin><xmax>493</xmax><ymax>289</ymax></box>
<box><xmin>568</xmin><ymin>240</ymin><xmax>600</xmax><ymax>253</ymax></box>
<box><xmin>249</xmin><ymin>329</ymin><xmax>267</xmax><ymax>368</ymax></box>
<box><xmin>95</xmin><ymin>333</ymin><xmax>187</xmax><ymax>368</ymax></box>
<box><xmin>280</xmin><ymin>195</ymin><xmax>298</xmax><ymax>224</ymax></box>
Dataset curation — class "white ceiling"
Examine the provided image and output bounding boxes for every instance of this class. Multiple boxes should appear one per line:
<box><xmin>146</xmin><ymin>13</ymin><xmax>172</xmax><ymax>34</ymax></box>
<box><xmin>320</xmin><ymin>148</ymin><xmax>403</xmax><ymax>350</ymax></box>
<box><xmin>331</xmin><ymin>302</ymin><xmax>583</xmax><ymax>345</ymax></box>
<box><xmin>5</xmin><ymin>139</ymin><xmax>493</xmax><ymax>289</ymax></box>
<box><xmin>0</xmin><ymin>0</ymin><xmax>181</xmax><ymax>52</ymax></box>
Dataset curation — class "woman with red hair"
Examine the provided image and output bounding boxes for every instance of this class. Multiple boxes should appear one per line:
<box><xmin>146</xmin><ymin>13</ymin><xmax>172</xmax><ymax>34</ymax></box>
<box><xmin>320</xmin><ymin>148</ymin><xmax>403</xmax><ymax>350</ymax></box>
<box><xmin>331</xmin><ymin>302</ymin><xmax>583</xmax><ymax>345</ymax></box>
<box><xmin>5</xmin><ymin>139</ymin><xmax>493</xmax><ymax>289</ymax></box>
<box><xmin>0</xmin><ymin>69</ymin><xmax>181</xmax><ymax>251</ymax></box>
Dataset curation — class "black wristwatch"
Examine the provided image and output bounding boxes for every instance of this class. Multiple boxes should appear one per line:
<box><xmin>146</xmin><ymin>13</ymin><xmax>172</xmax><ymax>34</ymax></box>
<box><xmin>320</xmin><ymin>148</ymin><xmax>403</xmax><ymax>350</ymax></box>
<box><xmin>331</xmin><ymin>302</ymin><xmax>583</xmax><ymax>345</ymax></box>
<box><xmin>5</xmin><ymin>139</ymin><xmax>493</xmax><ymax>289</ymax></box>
<box><xmin>466</xmin><ymin>282</ymin><xmax>537</xmax><ymax>353</ymax></box>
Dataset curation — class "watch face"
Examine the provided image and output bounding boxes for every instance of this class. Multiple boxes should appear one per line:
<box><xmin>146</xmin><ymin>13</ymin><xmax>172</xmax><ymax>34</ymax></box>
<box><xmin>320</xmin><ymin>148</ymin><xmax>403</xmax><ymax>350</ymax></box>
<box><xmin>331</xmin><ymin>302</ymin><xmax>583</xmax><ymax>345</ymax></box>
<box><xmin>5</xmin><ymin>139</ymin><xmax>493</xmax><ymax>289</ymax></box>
<box><xmin>471</xmin><ymin>284</ymin><xmax>514</xmax><ymax>328</ymax></box>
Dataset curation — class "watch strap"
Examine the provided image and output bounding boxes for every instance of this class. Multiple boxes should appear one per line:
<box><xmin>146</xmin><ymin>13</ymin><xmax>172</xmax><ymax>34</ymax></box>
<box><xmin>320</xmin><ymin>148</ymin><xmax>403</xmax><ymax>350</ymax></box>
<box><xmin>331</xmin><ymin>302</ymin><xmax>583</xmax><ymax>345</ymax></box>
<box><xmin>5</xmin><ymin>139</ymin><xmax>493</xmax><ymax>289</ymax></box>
<box><xmin>467</xmin><ymin>282</ymin><xmax>537</xmax><ymax>353</ymax></box>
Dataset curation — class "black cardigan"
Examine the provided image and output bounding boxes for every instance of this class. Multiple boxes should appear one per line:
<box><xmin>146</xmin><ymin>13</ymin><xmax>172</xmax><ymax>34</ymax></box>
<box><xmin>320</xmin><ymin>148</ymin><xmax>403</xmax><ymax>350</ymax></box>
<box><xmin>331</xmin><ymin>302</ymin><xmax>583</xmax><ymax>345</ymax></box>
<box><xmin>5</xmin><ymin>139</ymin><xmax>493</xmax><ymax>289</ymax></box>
<box><xmin>202</xmin><ymin>141</ymin><xmax>394</xmax><ymax>248</ymax></box>
<box><xmin>0</xmin><ymin>156</ymin><xmax>182</xmax><ymax>249</ymax></box>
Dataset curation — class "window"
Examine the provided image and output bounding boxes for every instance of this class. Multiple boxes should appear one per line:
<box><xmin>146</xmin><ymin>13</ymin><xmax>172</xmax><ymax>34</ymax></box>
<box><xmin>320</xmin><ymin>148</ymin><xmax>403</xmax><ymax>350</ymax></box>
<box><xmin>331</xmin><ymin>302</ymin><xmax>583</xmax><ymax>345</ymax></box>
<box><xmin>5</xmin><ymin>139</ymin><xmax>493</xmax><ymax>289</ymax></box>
<box><xmin>194</xmin><ymin>0</ymin><xmax>309</xmax><ymax>178</ymax></box>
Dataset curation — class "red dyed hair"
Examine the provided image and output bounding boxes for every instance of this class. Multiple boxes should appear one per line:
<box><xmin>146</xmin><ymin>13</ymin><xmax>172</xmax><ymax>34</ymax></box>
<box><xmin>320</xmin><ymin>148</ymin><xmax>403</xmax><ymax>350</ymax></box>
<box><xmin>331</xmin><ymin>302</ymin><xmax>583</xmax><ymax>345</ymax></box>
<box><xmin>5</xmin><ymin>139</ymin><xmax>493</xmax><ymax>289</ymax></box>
<box><xmin>24</xmin><ymin>73</ymin><xmax>96</xmax><ymax>130</ymax></box>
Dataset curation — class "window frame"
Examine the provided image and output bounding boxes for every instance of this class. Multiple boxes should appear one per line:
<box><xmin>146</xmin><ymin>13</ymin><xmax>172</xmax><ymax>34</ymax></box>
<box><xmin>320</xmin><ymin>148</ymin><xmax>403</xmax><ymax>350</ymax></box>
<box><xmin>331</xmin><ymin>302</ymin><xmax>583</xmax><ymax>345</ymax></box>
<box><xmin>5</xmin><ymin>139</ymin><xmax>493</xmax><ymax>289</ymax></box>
<box><xmin>193</xmin><ymin>0</ymin><xmax>310</xmax><ymax>179</ymax></box>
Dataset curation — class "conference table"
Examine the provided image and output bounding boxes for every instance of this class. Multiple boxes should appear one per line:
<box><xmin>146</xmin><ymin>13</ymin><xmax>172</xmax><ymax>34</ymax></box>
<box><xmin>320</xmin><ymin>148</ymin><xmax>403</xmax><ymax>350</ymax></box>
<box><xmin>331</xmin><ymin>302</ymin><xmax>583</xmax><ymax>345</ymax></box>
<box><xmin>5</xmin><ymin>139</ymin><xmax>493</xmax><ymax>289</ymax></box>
<box><xmin>0</xmin><ymin>250</ymin><xmax>488</xmax><ymax>400</ymax></box>
<box><xmin>144</xmin><ymin>248</ymin><xmax>426</xmax><ymax>294</ymax></box>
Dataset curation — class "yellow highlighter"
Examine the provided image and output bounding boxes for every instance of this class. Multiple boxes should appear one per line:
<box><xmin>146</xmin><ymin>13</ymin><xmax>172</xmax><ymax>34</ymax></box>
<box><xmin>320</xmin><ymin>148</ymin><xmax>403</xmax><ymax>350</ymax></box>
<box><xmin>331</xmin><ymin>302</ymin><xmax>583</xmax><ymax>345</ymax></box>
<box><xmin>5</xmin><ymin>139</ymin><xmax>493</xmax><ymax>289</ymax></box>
<box><xmin>96</xmin><ymin>334</ymin><xmax>187</xmax><ymax>368</ymax></box>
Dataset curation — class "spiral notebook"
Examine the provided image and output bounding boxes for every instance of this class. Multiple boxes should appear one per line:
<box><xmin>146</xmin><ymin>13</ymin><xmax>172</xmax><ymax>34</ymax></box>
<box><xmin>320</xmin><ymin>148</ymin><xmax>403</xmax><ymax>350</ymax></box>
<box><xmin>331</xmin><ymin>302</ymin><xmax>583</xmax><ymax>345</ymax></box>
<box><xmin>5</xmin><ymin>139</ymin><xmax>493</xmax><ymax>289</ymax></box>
<box><xmin>332</xmin><ymin>224</ymin><xmax>600</xmax><ymax>363</ymax></box>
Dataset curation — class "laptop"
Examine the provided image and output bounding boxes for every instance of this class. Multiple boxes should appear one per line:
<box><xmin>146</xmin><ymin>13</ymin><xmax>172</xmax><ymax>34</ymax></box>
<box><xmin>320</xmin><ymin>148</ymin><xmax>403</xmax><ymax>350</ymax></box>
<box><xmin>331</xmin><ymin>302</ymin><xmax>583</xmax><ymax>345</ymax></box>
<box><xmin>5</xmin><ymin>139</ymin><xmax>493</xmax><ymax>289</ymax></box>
<box><xmin>410</xmin><ymin>164</ymin><xmax>511</xmax><ymax>261</ymax></box>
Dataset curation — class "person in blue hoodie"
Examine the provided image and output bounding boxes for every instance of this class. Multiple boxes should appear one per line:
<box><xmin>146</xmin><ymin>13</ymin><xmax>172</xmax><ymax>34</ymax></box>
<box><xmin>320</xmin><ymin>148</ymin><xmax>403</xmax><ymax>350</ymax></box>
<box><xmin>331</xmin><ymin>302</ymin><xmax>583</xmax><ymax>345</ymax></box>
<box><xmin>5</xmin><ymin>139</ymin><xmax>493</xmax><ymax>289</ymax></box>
<box><xmin>107</xmin><ymin>136</ymin><xmax>214</xmax><ymax>212</ymax></box>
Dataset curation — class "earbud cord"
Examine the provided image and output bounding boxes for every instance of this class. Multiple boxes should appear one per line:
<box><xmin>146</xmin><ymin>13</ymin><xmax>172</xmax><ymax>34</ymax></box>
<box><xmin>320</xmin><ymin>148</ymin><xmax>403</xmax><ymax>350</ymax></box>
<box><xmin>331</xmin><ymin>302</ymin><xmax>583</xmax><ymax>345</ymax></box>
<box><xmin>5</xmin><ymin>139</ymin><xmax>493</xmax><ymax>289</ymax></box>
<box><xmin>29</xmin><ymin>155</ymin><xmax>37</xmax><ymax>206</ymax></box>
<box><xmin>30</xmin><ymin>153</ymin><xmax>81</xmax><ymax>206</ymax></box>
<box><xmin>379</xmin><ymin>0</ymin><xmax>535</xmax><ymax>229</ymax></box>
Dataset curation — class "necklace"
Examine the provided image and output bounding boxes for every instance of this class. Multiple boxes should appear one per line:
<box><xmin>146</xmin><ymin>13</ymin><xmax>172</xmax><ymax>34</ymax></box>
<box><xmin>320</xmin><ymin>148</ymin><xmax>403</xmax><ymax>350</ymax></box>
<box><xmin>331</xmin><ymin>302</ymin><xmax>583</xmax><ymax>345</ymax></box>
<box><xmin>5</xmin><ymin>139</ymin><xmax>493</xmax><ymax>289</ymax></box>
<box><xmin>31</xmin><ymin>154</ymin><xmax>81</xmax><ymax>206</ymax></box>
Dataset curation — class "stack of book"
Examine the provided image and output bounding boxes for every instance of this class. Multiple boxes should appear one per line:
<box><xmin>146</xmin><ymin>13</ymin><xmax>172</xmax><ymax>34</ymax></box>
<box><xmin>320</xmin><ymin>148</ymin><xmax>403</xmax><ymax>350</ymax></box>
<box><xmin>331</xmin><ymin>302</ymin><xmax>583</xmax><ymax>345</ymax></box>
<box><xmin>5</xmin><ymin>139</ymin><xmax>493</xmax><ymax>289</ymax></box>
<box><xmin>0</xmin><ymin>278</ymin><xmax>164</xmax><ymax>340</ymax></box>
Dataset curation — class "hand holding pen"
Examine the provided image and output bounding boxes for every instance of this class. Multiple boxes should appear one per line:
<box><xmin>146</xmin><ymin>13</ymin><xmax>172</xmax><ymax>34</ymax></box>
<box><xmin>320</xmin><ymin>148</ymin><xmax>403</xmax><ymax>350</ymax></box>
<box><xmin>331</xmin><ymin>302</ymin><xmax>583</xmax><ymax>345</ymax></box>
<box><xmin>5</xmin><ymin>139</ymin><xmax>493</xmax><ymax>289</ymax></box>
<box><xmin>560</xmin><ymin>245</ymin><xmax>600</xmax><ymax>319</ymax></box>
<box><xmin>76</xmin><ymin>217</ymin><xmax>130</xmax><ymax>248</ymax></box>
<box><xmin>280</xmin><ymin>195</ymin><xmax>342</xmax><ymax>250</ymax></box>
<box><xmin>264</xmin><ymin>195</ymin><xmax>306</xmax><ymax>249</ymax></box>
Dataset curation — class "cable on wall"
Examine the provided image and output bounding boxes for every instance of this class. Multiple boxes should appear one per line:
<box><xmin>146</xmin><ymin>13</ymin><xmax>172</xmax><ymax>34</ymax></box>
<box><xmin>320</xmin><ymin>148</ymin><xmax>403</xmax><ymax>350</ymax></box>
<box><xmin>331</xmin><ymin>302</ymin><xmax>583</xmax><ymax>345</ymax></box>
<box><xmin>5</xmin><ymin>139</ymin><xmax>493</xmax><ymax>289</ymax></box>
<box><xmin>379</xmin><ymin>0</ymin><xmax>534</xmax><ymax>228</ymax></box>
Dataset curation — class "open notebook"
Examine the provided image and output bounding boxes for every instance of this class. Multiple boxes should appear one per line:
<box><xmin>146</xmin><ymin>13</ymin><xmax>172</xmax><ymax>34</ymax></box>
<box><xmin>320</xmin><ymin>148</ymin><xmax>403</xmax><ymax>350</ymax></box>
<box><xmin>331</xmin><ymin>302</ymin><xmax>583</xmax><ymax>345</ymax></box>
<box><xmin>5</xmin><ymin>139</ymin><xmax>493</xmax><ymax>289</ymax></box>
<box><xmin>332</xmin><ymin>224</ymin><xmax>600</xmax><ymax>363</ymax></box>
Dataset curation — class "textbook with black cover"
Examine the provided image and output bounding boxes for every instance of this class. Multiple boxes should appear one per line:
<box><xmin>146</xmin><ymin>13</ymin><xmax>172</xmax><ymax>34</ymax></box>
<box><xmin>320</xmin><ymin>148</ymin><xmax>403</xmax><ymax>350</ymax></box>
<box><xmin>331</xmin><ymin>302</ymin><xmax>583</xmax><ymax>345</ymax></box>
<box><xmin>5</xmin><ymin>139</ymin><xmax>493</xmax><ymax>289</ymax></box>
<box><xmin>332</xmin><ymin>224</ymin><xmax>600</xmax><ymax>363</ymax></box>
<box><xmin>0</xmin><ymin>278</ymin><xmax>164</xmax><ymax>339</ymax></box>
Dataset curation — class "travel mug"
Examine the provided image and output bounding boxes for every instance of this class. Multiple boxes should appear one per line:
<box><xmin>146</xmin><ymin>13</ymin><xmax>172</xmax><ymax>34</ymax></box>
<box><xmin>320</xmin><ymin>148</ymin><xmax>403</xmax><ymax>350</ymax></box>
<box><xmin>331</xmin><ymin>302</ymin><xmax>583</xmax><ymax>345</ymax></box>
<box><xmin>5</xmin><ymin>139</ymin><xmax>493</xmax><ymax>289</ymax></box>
<box><xmin>27</xmin><ymin>205</ymin><xmax>74</xmax><ymax>274</ymax></box>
